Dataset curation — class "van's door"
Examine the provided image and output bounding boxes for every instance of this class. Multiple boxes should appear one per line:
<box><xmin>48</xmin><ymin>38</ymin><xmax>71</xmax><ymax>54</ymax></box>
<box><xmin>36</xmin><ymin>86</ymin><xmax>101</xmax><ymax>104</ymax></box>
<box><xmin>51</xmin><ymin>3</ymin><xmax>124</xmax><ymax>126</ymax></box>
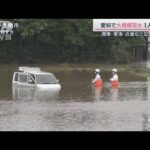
<box><xmin>12</xmin><ymin>72</ymin><xmax>19</xmax><ymax>84</ymax></box>
<box><xmin>17</xmin><ymin>73</ymin><xmax>35</xmax><ymax>87</ymax></box>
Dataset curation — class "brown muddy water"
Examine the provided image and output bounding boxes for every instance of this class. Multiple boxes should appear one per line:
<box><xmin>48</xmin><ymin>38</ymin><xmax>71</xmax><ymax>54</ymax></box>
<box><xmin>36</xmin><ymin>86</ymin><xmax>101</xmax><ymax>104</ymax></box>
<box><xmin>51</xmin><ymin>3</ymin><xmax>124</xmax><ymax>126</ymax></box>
<box><xmin>0</xmin><ymin>64</ymin><xmax>150</xmax><ymax>131</ymax></box>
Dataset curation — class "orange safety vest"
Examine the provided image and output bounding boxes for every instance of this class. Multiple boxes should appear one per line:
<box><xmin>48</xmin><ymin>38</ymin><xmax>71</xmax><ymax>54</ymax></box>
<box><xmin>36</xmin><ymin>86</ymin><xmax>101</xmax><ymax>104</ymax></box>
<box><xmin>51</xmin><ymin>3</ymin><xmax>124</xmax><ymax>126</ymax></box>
<box><xmin>96</xmin><ymin>79</ymin><xmax>103</xmax><ymax>87</ymax></box>
<box><xmin>112</xmin><ymin>80</ymin><xmax>119</xmax><ymax>87</ymax></box>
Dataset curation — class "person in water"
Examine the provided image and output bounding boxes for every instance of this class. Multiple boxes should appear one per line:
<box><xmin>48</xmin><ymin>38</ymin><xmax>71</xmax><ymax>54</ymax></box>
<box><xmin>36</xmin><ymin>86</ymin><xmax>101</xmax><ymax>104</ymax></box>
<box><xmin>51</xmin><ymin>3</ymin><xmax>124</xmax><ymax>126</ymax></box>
<box><xmin>92</xmin><ymin>68</ymin><xmax>103</xmax><ymax>87</ymax></box>
<box><xmin>110</xmin><ymin>68</ymin><xmax>119</xmax><ymax>87</ymax></box>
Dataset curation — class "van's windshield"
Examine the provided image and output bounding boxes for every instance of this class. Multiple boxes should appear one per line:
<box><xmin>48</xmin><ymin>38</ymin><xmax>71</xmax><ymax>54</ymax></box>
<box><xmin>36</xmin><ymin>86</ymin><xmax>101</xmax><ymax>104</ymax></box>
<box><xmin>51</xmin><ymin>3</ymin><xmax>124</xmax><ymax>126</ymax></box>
<box><xmin>36</xmin><ymin>74</ymin><xmax>58</xmax><ymax>84</ymax></box>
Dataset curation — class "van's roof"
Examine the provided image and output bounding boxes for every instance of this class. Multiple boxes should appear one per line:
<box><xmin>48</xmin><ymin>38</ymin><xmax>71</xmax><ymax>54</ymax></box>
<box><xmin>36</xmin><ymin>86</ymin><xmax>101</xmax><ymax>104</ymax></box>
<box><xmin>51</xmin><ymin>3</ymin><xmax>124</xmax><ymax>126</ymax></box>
<box><xmin>17</xmin><ymin>67</ymin><xmax>53</xmax><ymax>75</ymax></box>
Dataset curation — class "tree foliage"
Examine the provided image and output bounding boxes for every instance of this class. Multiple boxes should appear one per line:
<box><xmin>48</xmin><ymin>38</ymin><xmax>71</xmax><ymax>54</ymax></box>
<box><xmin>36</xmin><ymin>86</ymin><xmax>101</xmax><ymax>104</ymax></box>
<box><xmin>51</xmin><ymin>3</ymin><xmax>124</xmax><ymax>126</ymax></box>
<box><xmin>0</xmin><ymin>19</ymin><xmax>147</xmax><ymax>64</ymax></box>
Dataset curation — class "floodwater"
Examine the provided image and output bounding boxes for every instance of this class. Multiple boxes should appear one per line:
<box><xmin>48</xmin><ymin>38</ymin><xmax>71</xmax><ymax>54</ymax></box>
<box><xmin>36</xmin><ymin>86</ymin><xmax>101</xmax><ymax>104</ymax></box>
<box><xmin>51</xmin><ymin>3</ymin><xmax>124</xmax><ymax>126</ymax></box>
<box><xmin>0</xmin><ymin>65</ymin><xmax>150</xmax><ymax>131</ymax></box>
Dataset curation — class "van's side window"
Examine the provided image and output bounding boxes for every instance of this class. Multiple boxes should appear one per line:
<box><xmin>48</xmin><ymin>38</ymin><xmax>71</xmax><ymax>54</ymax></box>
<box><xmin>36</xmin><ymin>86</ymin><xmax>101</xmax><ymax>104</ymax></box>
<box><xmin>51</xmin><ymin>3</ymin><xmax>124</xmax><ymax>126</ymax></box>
<box><xmin>19</xmin><ymin>74</ymin><xmax>28</xmax><ymax>83</ymax></box>
<box><xmin>28</xmin><ymin>74</ymin><xmax>35</xmax><ymax>84</ymax></box>
<box><xmin>14</xmin><ymin>73</ymin><xmax>18</xmax><ymax>81</ymax></box>
<box><xmin>30</xmin><ymin>74</ymin><xmax>35</xmax><ymax>80</ymax></box>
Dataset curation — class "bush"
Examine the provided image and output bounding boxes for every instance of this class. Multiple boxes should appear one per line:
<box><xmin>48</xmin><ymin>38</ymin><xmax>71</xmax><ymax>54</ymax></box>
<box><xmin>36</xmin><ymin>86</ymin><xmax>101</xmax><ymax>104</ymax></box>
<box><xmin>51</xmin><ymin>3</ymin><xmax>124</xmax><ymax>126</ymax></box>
<box><xmin>111</xmin><ymin>40</ymin><xmax>133</xmax><ymax>64</ymax></box>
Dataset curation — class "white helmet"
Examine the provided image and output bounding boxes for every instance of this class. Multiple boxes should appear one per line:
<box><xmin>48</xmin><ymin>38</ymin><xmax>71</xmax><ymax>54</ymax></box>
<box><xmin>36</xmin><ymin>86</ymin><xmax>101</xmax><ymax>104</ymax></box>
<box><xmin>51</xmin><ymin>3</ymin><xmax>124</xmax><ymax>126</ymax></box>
<box><xmin>112</xmin><ymin>68</ymin><xmax>118</xmax><ymax>73</ymax></box>
<box><xmin>95</xmin><ymin>68</ymin><xmax>100</xmax><ymax>73</ymax></box>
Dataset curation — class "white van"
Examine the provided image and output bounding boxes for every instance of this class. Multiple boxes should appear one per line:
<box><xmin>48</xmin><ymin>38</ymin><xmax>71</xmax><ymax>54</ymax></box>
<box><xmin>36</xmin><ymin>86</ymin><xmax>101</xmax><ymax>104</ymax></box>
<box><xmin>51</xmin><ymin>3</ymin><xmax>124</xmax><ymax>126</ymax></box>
<box><xmin>12</xmin><ymin>67</ymin><xmax>61</xmax><ymax>90</ymax></box>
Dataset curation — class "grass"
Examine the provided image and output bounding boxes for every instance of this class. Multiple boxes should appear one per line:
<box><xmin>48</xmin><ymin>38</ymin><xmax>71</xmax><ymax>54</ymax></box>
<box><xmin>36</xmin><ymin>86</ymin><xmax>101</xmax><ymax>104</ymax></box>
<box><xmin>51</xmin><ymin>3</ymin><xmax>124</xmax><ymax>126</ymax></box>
<box><xmin>0</xmin><ymin>63</ymin><xmax>150</xmax><ymax>78</ymax></box>
<box><xmin>39</xmin><ymin>63</ymin><xmax>131</xmax><ymax>71</ymax></box>
<box><xmin>37</xmin><ymin>63</ymin><xmax>150</xmax><ymax>79</ymax></box>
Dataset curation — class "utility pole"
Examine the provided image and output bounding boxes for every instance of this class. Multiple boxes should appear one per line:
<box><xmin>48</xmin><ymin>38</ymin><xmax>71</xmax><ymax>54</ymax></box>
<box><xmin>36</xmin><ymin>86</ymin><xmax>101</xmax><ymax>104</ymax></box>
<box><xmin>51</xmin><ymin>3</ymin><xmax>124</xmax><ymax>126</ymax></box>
<box><xmin>148</xmin><ymin>37</ymin><xmax>150</xmax><ymax>52</ymax></box>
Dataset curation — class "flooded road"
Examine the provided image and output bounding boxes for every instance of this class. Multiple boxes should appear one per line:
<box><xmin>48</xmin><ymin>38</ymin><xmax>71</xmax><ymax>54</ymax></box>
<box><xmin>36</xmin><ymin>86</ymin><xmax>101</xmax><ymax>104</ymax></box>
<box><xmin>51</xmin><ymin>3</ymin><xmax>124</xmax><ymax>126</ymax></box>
<box><xmin>0</xmin><ymin>65</ymin><xmax>150</xmax><ymax>131</ymax></box>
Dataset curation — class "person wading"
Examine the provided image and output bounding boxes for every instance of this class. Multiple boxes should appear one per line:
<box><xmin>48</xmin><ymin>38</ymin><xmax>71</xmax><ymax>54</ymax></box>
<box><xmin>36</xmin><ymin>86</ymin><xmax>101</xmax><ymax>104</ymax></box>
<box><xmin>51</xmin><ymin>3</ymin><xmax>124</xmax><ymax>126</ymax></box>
<box><xmin>92</xmin><ymin>68</ymin><xmax>103</xmax><ymax>87</ymax></box>
<box><xmin>110</xmin><ymin>68</ymin><xmax>119</xmax><ymax>88</ymax></box>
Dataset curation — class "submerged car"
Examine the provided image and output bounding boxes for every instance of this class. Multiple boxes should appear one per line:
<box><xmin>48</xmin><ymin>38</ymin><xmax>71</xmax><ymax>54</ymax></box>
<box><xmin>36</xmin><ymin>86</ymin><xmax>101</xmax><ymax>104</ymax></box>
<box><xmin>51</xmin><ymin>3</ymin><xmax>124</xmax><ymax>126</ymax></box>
<box><xmin>12</xmin><ymin>67</ymin><xmax>61</xmax><ymax>90</ymax></box>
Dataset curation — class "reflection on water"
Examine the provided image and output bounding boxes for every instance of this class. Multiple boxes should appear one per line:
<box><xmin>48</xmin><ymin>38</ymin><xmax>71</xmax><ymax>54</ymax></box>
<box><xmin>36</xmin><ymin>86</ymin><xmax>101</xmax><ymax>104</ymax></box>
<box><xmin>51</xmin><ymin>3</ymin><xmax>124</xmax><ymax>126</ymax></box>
<box><xmin>92</xmin><ymin>86</ymin><xmax>102</xmax><ymax>101</ymax></box>
<box><xmin>0</xmin><ymin>65</ymin><xmax>150</xmax><ymax>130</ymax></box>
<box><xmin>142</xmin><ymin>114</ymin><xmax>150</xmax><ymax>131</ymax></box>
<box><xmin>110</xmin><ymin>88</ymin><xmax>119</xmax><ymax>101</ymax></box>
<box><xmin>12</xmin><ymin>84</ymin><xmax>60</xmax><ymax>101</ymax></box>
